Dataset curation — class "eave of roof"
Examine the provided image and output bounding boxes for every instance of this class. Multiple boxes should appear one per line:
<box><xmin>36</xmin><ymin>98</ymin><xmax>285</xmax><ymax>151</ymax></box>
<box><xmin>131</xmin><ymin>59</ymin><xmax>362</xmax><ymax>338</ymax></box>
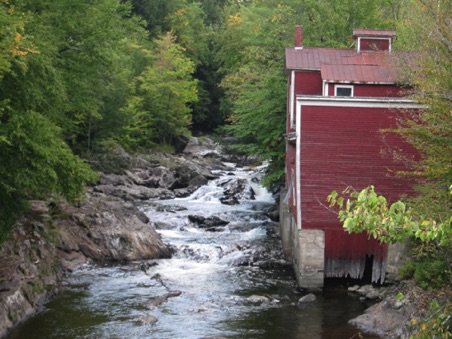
<box><xmin>353</xmin><ymin>28</ymin><xmax>396</xmax><ymax>38</ymax></box>
<box><xmin>296</xmin><ymin>95</ymin><xmax>427</xmax><ymax>109</ymax></box>
<box><xmin>286</xmin><ymin>47</ymin><xmax>401</xmax><ymax>83</ymax></box>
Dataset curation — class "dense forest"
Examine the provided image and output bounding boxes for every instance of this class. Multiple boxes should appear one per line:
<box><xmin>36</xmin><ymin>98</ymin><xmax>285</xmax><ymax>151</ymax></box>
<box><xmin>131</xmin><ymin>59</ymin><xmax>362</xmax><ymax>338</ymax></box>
<box><xmin>0</xmin><ymin>0</ymin><xmax>450</xmax><ymax>322</ymax></box>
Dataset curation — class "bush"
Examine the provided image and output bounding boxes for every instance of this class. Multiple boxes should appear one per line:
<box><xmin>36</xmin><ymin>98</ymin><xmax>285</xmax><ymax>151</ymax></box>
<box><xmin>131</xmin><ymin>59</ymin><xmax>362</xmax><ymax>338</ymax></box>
<box><xmin>414</xmin><ymin>260</ymin><xmax>451</xmax><ymax>290</ymax></box>
<box><xmin>399</xmin><ymin>261</ymin><xmax>417</xmax><ymax>280</ymax></box>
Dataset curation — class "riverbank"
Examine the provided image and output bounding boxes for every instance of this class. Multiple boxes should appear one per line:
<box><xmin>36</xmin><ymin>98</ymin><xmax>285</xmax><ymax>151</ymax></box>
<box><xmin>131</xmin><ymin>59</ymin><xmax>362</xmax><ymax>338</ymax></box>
<box><xmin>349</xmin><ymin>279</ymin><xmax>451</xmax><ymax>338</ymax></box>
<box><xmin>0</xmin><ymin>137</ymin><xmax>239</xmax><ymax>337</ymax></box>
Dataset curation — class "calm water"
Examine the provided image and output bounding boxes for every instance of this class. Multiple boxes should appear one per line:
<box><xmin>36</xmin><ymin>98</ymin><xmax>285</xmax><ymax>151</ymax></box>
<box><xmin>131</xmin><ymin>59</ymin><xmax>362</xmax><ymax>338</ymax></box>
<box><xmin>7</xmin><ymin>164</ymin><xmax>380</xmax><ymax>339</ymax></box>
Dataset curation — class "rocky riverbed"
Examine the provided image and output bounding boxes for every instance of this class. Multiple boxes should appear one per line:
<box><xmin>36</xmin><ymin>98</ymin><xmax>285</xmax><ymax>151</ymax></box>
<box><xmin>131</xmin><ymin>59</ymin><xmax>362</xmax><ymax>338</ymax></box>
<box><xmin>0</xmin><ymin>137</ymin><xmax>248</xmax><ymax>337</ymax></box>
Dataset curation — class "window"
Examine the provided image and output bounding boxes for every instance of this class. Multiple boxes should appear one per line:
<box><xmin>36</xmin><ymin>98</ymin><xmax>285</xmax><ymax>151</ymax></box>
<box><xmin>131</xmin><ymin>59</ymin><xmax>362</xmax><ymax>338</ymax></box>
<box><xmin>335</xmin><ymin>85</ymin><xmax>353</xmax><ymax>97</ymax></box>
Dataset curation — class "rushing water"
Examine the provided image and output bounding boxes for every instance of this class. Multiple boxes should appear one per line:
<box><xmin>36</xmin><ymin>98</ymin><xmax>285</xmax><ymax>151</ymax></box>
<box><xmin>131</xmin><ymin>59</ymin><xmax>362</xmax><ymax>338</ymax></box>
<box><xmin>7</xmin><ymin>163</ymin><xmax>380</xmax><ymax>339</ymax></box>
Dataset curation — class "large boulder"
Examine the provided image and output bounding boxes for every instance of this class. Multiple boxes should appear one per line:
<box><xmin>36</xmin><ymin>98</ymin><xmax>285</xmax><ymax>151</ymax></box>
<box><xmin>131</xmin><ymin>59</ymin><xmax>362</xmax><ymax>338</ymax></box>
<box><xmin>57</xmin><ymin>192</ymin><xmax>172</xmax><ymax>265</ymax></box>
<box><xmin>188</xmin><ymin>215</ymin><xmax>230</xmax><ymax>228</ymax></box>
<box><xmin>219</xmin><ymin>178</ymin><xmax>255</xmax><ymax>205</ymax></box>
<box><xmin>173</xmin><ymin>134</ymin><xmax>190</xmax><ymax>154</ymax></box>
<box><xmin>182</xmin><ymin>136</ymin><xmax>222</xmax><ymax>158</ymax></box>
<box><xmin>125</xmin><ymin>167</ymin><xmax>176</xmax><ymax>189</ymax></box>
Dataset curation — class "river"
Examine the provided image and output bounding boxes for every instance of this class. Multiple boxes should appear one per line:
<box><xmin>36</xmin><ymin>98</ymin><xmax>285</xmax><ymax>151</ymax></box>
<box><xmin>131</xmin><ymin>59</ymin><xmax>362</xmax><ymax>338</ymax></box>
<box><xmin>7</xmin><ymin>163</ymin><xmax>380</xmax><ymax>339</ymax></box>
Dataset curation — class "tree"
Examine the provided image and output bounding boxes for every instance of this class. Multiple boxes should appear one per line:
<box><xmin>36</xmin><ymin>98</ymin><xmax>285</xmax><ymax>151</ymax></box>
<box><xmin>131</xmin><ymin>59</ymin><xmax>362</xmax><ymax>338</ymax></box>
<box><xmin>0</xmin><ymin>0</ymin><xmax>149</xmax><ymax>154</ymax></box>
<box><xmin>215</xmin><ymin>4</ymin><xmax>289</xmax><ymax>184</ymax></box>
<box><xmin>120</xmin><ymin>33</ymin><xmax>198</xmax><ymax>148</ymax></box>
<box><xmin>0</xmin><ymin>108</ymin><xmax>97</xmax><ymax>240</ymax></box>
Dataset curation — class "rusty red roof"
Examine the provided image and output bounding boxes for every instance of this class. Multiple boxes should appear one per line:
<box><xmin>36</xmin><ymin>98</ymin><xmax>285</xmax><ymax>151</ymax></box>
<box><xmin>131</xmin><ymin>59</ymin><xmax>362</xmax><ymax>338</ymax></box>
<box><xmin>321</xmin><ymin>64</ymin><xmax>394</xmax><ymax>83</ymax></box>
<box><xmin>353</xmin><ymin>29</ymin><xmax>396</xmax><ymax>37</ymax></box>
<box><xmin>286</xmin><ymin>47</ymin><xmax>399</xmax><ymax>83</ymax></box>
<box><xmin>285</xmin><ymin>47</ymin><xmax>354</xmax><ymax>70</ymax></box>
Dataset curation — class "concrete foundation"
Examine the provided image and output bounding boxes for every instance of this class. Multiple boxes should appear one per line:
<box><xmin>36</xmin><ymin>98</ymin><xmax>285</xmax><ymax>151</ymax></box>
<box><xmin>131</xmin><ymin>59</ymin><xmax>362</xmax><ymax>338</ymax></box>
<box><xmin>279</xmin><ymin>191</ymin><xmax>325</xmax><ymax>290</ymax></box>
<box><xmin>386</xmin><ymin>242</ymin><xmax>409</xmax><ymax>282</ymax></box>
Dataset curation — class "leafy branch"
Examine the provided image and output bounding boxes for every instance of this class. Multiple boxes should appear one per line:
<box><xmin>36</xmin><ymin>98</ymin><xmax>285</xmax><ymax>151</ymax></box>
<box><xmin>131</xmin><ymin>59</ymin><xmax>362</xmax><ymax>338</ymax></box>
<box><xmin>327</xmin><ymin>185</ymin><xmax>452</xmax><ymax>245</ymax></box>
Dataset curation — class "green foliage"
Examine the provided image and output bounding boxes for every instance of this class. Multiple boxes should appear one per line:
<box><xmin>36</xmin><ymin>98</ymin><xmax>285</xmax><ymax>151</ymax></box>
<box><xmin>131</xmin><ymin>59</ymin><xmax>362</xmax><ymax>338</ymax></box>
<box><xmin>0</xmin><ymin>108</ymin><xmax>97</xmax><ymax>238</ymax></box>
<box><xmin>286</xmin><ymin>0</ymin><xmax>394</xmax><ymax>48</ymax></box>
<box><xmin>0</xmin><ymin>1</ymin><xmax>31</xmax><ymax>77</ymax></box>
<box><xmin>120</xmin><ymin>33</ymin><xmax>198</xmax><ymax>148</ymax></box>
<box><xmin>412</xmin><ymin>299</ymin><xmax>452</xmax><ymax>338</ymax></box>
<box><xmin>131</xmin><ymin>0</ymin><xmax>181</xmax><ymax>36</ymax></box>
<box><xmin>216</xmin><ymin>3</ymin><xmax>294</xmax><ymax>186</ymax></box>
<box><xmin>415</xmin><ymin>260</ymin><xmax>450</xmax><ymax>290</ymax></box>
<box><xmin>131</xmin><ymin>0</ymin><xmax>227</xmax><ymax>133</ymax></box>
<box><xmin>0</xmin><ymin>0</ymin><xmax>150</xmax><ymax>154</ymax></box>
<box><xmin>395</xmin><ymin>291</ymin><xmax>406</xmax><ymax>302</ymax></box>
<box><xmin>328</xmin><ymin>186</ymin><xmax>451</xmax><ymax>245</ymax></box>
<box><xmin>167</xmin><ymin>2</ymin><xmax>210</xmax><ymax>66</ymax></box>
<box><xmin>398</xmin><ymin>261</ymin><xmax>417</xmax><ymax>280</ymax></box>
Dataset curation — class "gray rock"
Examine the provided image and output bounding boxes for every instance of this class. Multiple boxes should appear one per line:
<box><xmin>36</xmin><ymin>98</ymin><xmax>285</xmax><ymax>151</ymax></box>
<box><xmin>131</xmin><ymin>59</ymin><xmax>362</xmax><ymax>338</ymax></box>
<box><xmin>393</xmin><ymin>301</ymin><xmax>404</xmax><ymax>309</ymax></box>
<box><xmin>356</xmin><ymin>284</ymin><xmax>374</xmax><ymax>295</ymax></box>
<box><xmin>98</xmin><ymin>173</ymin><xmax>130</xmax><ymax>186</ymax></box>
<box><xmin>188</xmin><ymin>174</ymin><xmax>209</xmax><ymax>188</ymax></box>
<box><xmin>348</xmin><ymin>285</ymin><xmax>360</xmax><ymax>292</ymax></box>
<box><xmin>182</xmin><ymin>136</ymin><xmax>222</xmax><ymax>157</ymax></box>
<box><xmin>247</xmin><ymin>295</ymin><xmax>269</xmax><ymax>303</ymax></box>
<box><xmin>298</xmin><ymin>293</ymin><xmax>317</xmax><ymax>303</ymax></box>
<box><xmin>138</xmin><ymin>315</ymin><xmax>158</xmax><ymax>325</ymax></box>
<box><xmin>57</xmin><ymin>194</ymin><xmax>172</xmax><ymax>263</ymax></box>
<box><xmin>173</xmin><ymin>134</ymin><xmax>190</xmax><ymax>153</ymax></box>
<box><xmin>219</xmin><ymin>178</ymin><xmax>255</xmax><ymax>205</ymax></box>
<box><xmin>188</xmin><ymin>215</ymin><xmax>230</xmax><ymax>228</ymax></box>
<box><xmin>145</xmin><ymin>291</ymin><xmax>182</xmax><ymax>309</ymax></box>
<box><xmin>365</xmin><ymin>290</ymin><xmax>381</xmax><ymax>300</ymax></box>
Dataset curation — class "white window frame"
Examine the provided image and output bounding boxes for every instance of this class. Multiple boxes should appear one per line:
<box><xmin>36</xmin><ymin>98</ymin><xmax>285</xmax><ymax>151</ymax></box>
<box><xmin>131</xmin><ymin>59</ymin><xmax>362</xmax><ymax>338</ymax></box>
<box><xmin>334</xmin><ymin>84</ymin><xmax>354</xmax><ymax>97</ymax></box>
<box><xmin>357</xmin><ymin>37</ymin><xmax>392</xmax><ymax>53</ymax></box>
<box><xmin>290</xmin><ymin>71</ymin><xmax>296</xmax><ymax>128</ymax></box>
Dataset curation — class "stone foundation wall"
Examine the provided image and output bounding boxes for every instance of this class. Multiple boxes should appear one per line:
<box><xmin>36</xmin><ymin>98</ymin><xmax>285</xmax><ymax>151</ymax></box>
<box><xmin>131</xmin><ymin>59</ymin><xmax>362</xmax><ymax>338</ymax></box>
<box><xmin>279</xmin><ymin>193</ymin><xmax>324</xmax><ymax>290</ymax></box>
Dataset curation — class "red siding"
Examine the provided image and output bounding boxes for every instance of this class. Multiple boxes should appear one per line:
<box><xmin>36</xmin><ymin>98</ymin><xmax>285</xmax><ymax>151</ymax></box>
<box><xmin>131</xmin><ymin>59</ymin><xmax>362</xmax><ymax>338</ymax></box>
<box><xmin>325</xmin><ymin>231</ymin><xmax>386</xmax><ymax>262</ymax></box>
<box><xmin>295</xmin><ymin>71</ymin><xmax>322</xmax><ymax>95</ymax></box>
<box><xmin>298</xmin><ymin>105</ymin><xmax>417</xmax><ymax>276</ymax></box>
<box><xmin>360</xmin><ymin>38</ymin><xmax>390</xmax><ymax>51</ymax></box>
<box><xmin>354</xmin><ymin>84</ymin><xmax>404</xmax><ymax>97</ymax></box>
<box><xmin>328</xmin><ymin>83</ymin><xmax>405</xmax><ymax>97</ymax></box>
<box><xmin>299</xmin><ymin>105</ymin><xmax>416</xmax><ymax>233</ymax></box>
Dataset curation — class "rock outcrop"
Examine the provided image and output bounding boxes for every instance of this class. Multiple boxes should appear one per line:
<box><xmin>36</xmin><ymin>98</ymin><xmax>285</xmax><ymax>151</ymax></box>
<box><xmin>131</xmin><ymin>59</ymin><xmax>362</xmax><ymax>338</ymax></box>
<box><xmin>0</xmin><ymin>203</ymin><xmax>62</xmax><ymax>338</ymax></box>
<box><xmin>349</xmin><ymin>280</ymin><xmax>448</xmax><ymax>338</ymax></box>
<box><xmin>0</xmin><ymin>136</ymin><xmax>228</xmax><ymax>337</ymax></box>
<box><xmin>57</xmin><ymin>192</ymin><xmax>172</xmax><ymax>270</ymax></box>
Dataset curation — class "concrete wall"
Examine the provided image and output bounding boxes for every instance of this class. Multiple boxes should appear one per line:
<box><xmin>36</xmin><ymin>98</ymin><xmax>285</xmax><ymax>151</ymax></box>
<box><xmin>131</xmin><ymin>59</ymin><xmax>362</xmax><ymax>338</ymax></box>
<box><xmin>279</xmin><ymin>192</ymin><xmax>325</xmax><ymax>290</ymax></box>
<box><xmin>386</xmin><ymin>242</ymin><xmax>409</xmax><ymax>282</ymax></box>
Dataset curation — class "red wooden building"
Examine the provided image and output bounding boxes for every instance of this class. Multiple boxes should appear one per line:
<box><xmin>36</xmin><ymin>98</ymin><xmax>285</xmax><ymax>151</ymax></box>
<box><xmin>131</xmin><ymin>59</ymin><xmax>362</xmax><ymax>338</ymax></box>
<box><xmin>279</xmin><ymin>27</ymin><xmax>423</xmax><ymax>289</ymax></box>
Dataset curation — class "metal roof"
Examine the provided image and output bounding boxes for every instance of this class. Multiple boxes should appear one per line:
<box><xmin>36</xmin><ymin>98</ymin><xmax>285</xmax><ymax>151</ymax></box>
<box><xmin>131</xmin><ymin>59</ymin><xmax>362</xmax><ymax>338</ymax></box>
<box><xmin>286</xmin><ymin>47</ymin><xmax>399</xmax><ymax>83</ymax></box>
<box><xmin>353</xmin><ymin>29</ymin><xmax>396</xmax><ymax>37</ymax></box>
<box><xmin>320</xmin><ymin>64</ymin><xmax>394</xmax><ymax>83</ymax></box>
